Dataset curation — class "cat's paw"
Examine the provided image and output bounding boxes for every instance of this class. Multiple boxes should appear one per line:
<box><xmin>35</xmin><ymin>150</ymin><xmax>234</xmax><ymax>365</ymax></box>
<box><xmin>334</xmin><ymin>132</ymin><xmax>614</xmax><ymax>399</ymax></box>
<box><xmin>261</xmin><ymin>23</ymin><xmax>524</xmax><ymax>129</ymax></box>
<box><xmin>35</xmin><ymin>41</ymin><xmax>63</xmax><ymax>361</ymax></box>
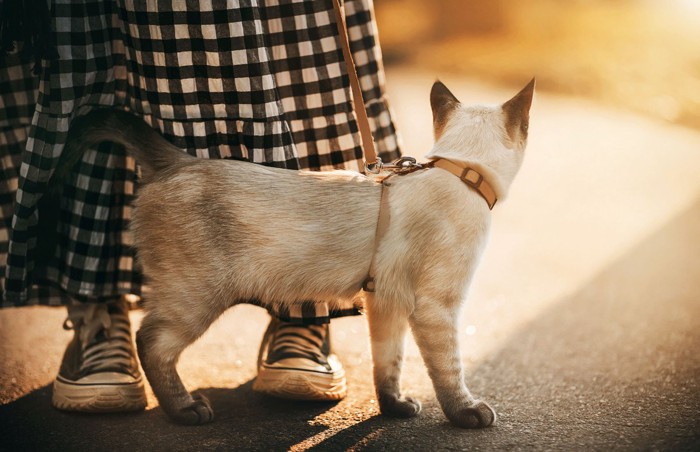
<box><xmin>378</xmin><ymin>393</ymin><xmax>422</xmax><ymax>418</ymax></box>
<box><xmin>446</xmin><ymin>400</ymin><xmax>496</xmax><ymax>429</ymax></box>
<box><xmin>168</xmin><ymin>393</ymin><xmax>214</xmax><ymax>425</ymax></box>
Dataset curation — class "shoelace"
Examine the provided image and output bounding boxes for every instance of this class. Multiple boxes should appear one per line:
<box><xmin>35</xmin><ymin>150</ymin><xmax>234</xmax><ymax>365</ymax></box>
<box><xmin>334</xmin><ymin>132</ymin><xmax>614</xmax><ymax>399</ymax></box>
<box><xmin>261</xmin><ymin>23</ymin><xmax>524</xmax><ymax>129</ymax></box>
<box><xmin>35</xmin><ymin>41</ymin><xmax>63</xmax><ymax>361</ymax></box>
<box><xmin>63</xmin><ymin>302</ymin><xmax>134</xmax><ymax>375</ymax></box>
<box><xmin>258</xmin><ymin>319</ymin><xmax>331</xmax><ymax>370</ymax></box>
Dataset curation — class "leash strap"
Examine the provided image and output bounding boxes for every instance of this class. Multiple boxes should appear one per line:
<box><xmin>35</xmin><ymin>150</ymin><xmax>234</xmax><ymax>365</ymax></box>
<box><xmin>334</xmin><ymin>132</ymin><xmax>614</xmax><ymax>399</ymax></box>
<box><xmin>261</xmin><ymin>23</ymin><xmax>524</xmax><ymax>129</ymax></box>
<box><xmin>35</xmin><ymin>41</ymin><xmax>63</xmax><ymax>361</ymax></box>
<box><xmin>331</xmin><ymin>0</ymin><xmax>379</xmax><ymax>172</ymax></box>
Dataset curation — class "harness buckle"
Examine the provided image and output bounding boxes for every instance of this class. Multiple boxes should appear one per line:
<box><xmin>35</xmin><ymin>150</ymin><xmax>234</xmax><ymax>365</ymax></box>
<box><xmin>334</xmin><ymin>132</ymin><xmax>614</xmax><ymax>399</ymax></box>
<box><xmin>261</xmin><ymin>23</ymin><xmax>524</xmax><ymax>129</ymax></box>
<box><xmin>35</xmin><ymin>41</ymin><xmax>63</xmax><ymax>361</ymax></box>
<box><xmin>382</xmin><ymin>156</ymin><xmax>424</xmax><ymax>174</ymax></box>
<box><xmin>460</xmin><ymin>167</ymin><xmax>483</xmax><ymax>187</ymax></box>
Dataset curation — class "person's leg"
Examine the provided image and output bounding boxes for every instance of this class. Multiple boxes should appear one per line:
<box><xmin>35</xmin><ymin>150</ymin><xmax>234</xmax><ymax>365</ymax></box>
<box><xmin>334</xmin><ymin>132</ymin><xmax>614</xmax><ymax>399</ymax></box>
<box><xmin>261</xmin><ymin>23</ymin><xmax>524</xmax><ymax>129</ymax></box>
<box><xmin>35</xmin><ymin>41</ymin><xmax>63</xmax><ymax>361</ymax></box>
<box><xmin>52</xmin><ymin>296</ymin><xmax>146</xmax><ymax>412</ymax></box>
<box><xmin>252</xmin><ymin>0</ymin><xmax>399</xmax><ymax>401</ymax></box>
<box><xmin>0</xmin><ymin>5</ymin><xmax>144</xmax><ymax>412</ymax></box>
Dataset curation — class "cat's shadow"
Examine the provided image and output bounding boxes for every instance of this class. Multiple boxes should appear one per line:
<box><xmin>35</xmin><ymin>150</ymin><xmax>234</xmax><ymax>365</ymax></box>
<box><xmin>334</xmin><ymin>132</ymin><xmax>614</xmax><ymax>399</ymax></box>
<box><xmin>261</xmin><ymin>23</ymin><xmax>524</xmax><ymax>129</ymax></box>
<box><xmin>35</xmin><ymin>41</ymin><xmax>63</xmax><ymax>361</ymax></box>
<box><xmin>1</xmin><ymin>379</ymin><xmax>351</xmax><ymax>451</ymax></box>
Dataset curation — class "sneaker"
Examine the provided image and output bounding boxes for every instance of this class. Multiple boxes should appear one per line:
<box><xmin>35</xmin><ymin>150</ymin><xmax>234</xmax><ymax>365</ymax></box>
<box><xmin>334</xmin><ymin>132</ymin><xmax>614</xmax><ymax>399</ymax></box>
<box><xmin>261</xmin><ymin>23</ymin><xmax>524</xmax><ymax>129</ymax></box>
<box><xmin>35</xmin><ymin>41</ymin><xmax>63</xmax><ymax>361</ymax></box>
<box><xmin>252</xmin><ymin>318</ymin><xmax>347</xmax><ymax>401</ymax></box>
<box><xmin>52</xmin><ymin>298</ymin><xmax>147</xmax><ymax>412</ymax></box>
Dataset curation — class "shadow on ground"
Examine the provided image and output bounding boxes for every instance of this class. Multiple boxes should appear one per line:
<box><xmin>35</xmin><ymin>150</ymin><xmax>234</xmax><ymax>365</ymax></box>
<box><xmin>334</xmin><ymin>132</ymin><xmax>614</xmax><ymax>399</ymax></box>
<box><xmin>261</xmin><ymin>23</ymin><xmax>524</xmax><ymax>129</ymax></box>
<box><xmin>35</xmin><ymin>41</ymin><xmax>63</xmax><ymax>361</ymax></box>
<box><xmin>3</xmin><ymin>201</ymin><xmax>700</xmax><ymax>451</ymax></box>
<box><xmin>1</xmin><ymin>381</ymin><xmax>340</xmax><ymax>451</ymax></box>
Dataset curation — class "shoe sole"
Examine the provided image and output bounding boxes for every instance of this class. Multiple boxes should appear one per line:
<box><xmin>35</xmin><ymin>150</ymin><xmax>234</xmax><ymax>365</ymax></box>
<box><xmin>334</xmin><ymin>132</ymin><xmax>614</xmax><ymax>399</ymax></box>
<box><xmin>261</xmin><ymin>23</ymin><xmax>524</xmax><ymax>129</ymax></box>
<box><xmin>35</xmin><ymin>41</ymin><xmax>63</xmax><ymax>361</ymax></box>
<box><xmin>52</xmin><ymin>377</ymin><xmax>147</xmax><ymax>413</ymax></box>
<box><xmin>253</xmin><ymin>366</ymin><xmax>347</xmax><ymax>401</ymax></box>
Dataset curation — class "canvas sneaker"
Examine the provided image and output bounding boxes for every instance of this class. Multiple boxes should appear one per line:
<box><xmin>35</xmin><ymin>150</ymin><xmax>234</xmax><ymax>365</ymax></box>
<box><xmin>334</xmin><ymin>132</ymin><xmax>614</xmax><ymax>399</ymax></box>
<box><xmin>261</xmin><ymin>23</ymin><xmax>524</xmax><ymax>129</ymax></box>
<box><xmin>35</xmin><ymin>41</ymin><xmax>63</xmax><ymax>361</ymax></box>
<box><xmin>253</xmin><ymin>318</ymin><xmax>347</xmax><ymax>401</ymax></box>
<box><xmin>52</xmin><ymin>298</ymin><xmax>147</xmax><ymax>412</ymax></box>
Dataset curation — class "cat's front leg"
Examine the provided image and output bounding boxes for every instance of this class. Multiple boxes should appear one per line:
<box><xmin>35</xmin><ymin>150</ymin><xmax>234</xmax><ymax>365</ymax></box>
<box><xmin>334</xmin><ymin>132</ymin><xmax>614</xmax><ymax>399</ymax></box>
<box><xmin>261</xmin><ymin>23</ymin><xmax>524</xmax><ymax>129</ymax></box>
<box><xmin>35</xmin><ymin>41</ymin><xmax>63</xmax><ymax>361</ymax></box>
<box><xmin>365</xmin><ymin>299</ymin><xmax>422</xmax><ymax>418</ymax></box>
<box><xmin>409</xmin><ymin>297</ymin><xmax>496</xmax><ymax>428</ymax></box>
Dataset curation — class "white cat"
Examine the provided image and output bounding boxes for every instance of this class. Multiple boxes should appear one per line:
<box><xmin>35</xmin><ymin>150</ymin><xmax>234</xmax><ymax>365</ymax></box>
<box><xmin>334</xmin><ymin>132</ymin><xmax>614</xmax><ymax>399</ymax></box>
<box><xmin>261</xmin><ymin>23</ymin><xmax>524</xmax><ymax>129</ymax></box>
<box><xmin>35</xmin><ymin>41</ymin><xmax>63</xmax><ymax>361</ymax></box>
<box><xmin>58</xmin><ymin>79</ymin><xmax>534</xmax><ymax>427</ymax></box>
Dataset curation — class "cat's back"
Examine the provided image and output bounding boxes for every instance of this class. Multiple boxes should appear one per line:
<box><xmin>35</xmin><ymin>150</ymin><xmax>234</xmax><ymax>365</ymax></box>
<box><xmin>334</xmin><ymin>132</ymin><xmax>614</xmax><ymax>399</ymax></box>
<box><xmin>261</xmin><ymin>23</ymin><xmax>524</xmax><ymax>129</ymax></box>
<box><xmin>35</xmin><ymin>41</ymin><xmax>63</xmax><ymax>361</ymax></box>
<box><xmin>142</xmin><ymin>157</ymin><xmax>378</xmax><ymax>197</ymax></box>
<box><xmin>132</xmin><ymin>156</ymin><xmax>382</xmax><ymax>232</ymax></box>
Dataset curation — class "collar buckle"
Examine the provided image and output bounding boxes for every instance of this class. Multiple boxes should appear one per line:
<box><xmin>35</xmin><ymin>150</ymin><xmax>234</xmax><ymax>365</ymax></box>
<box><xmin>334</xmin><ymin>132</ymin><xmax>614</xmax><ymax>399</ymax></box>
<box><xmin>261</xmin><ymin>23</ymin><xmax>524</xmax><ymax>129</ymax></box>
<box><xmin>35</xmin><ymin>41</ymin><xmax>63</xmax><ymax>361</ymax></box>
<box><xmin>460</xmin><ymin>168</ymin><xmax>483</xmax><ymax>188</ymax></box>
<box><xmin>432</xmin><ymin>158</ymin><xmax>497</xmax><ymax>210</ymax></box>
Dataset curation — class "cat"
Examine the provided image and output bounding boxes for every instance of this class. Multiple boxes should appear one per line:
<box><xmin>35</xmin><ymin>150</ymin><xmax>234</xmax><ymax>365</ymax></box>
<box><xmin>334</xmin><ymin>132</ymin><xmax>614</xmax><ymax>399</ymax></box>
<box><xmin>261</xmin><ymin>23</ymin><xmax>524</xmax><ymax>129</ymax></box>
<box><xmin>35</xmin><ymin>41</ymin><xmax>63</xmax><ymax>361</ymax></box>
<box><xmin>57</xmin><ymin>79</ymin><xmax>534</xmax><ymax>427</ymax></box>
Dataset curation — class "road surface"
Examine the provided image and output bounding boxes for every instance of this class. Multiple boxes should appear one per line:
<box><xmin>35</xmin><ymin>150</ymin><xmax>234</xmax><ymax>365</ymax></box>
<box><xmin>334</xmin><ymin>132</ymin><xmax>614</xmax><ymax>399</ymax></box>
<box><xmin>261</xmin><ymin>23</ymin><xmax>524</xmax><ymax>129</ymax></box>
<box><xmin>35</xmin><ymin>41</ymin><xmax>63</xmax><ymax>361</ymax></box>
<box><xmin>2</xmin><ymin>69</ymin><xmax>699</xmax><ymax>451</ymax></box>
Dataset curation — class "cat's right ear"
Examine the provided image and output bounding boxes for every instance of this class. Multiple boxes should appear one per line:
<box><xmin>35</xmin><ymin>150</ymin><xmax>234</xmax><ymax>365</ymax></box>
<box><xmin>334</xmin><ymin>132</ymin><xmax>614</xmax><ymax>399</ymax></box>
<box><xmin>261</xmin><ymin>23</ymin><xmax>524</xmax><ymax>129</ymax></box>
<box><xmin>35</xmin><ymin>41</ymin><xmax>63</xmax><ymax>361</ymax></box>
<box><xmin>502</xmin><ymin>78</ymin><xmax>535</xmax><ymax>149</ymax></box>
<box><xmin>430</xmin><ymin>80</ymin><xmax>461</xmax><ymax>140</ymax></box>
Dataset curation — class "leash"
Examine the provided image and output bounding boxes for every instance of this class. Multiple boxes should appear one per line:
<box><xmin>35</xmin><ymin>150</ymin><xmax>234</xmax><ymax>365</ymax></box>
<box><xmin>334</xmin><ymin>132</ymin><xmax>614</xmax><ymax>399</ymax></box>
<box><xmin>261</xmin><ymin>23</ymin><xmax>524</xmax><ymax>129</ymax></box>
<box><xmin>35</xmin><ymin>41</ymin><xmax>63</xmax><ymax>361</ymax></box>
<box><xmin>330</xmin><ymin>0</ymin><xmax>496</xmax><ymax>204</ymax></box>
<box><xmin>331</xmin><ymin>0</ymin><xmax>381</xmax><ymax>174</ymax></box>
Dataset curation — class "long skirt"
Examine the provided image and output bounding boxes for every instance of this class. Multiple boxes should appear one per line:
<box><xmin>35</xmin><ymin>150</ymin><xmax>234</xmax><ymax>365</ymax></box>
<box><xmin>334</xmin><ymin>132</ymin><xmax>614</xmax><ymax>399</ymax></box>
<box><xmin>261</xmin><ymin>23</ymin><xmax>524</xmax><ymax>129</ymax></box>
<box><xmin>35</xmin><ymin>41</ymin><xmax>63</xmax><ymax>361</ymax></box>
<box><xmin>0</xmin><ymin>0</ymin><xmax>401</xmax><ymax>324</ymax></box>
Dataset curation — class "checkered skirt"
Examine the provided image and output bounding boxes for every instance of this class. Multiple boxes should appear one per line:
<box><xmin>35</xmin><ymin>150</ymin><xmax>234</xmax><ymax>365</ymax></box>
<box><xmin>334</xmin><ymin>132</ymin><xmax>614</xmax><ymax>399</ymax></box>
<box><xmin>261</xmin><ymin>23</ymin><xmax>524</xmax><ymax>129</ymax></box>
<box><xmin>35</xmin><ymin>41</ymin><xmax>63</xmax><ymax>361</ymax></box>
<box><xmin>0</xmin><ymin>0</ymin><xmax>401</xmax><ymax>323</ymax></box>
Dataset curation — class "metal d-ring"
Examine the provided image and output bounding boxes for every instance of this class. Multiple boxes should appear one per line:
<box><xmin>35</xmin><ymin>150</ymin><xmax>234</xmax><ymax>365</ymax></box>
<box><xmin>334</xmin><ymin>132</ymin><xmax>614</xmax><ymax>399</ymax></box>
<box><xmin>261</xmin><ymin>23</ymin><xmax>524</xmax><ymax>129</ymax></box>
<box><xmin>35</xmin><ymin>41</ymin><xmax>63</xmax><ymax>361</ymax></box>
<box><xmin>365</xmin><ymin>157</ymin><xmax>384</xmax><ymax>174</ymax></box>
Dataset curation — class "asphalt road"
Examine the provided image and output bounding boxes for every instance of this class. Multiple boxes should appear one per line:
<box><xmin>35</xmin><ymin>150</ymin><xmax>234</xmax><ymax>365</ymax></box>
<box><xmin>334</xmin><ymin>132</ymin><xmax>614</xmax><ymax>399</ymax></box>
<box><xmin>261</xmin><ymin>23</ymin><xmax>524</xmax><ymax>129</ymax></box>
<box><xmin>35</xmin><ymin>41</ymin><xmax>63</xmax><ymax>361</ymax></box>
<box><xmin>2</xmin><ymin>70</ymin><xmax>699</xmax><ymax>451</ymax></box>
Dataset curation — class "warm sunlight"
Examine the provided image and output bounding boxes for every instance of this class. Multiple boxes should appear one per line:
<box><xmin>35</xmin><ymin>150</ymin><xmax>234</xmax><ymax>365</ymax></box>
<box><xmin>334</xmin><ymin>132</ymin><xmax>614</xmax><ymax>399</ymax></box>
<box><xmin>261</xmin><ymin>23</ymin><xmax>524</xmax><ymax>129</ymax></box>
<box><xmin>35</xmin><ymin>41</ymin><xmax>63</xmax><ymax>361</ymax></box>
<box><xmin>2</xmin><ymin>1</ymin><xmax>698</xmax><ymax>450</ymax></box>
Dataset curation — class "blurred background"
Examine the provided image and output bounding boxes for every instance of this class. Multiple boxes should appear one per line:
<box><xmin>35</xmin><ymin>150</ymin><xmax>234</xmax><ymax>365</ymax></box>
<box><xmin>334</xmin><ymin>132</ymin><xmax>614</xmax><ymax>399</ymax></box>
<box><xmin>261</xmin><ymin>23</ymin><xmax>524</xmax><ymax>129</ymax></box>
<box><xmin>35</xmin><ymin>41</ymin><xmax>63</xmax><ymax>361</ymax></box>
<box><xmin>375</xmin><ymin>0</ymin><xmax>700</xmax><ymax>129</ymax></box>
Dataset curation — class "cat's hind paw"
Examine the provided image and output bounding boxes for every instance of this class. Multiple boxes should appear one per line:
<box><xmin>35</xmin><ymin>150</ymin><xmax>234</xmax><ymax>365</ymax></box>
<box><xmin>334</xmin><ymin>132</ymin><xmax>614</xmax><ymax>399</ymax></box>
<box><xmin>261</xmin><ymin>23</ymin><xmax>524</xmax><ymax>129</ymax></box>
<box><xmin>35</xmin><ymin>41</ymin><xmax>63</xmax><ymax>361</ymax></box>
<box><xmin>379</xmin><ymin>394</ymin><xmax>422</xmax><ymax>418</ymax></box>
<box><xmin>168</xmin><ymin>393</ymin><xmax>214</xmax><ymax>425</ymax></box>
<box><xmin>447</xmin><ymin>400</ymin><xmax>496</xmax><ymax>429</ymax></box>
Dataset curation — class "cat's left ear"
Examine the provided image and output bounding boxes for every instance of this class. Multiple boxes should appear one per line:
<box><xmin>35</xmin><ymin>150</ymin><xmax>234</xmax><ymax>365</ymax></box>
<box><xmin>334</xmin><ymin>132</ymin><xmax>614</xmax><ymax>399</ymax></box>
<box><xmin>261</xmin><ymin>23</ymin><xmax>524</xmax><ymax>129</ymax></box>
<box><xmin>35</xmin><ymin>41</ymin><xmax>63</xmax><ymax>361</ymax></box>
<box><xmin>502</xmin><ymin>78</ymin><xmax>535</xmax><ymax>148</ymax></box>
<box><xmin>431</xmin><ymin>80</ymin><xmax>461</xmax><ymax>140</ymax></box>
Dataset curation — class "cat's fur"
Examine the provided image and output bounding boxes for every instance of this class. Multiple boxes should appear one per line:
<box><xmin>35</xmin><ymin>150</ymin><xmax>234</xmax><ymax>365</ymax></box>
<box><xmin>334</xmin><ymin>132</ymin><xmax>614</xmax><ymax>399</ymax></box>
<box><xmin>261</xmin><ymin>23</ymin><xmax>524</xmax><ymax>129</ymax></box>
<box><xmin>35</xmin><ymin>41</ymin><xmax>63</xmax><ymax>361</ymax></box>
<box><xmin>58</xmin><ymin>79</ymin><xmax>534</xmax><ymax>427</ymax></box>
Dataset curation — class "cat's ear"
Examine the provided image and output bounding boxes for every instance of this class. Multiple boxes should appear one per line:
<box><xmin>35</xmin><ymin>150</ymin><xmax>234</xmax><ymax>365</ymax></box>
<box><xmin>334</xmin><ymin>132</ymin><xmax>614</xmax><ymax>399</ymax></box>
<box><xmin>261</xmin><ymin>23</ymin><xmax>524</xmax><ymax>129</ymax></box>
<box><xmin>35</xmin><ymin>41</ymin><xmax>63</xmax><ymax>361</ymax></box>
<box><xmin>502</xmin><ymin>78</ymin><xmax>535</xmax><ymax>148</ymax></box>
<box><xmin>431</xmin><ymin>80</ymin><xmax>461</xmax><ymax>140</ymax></box>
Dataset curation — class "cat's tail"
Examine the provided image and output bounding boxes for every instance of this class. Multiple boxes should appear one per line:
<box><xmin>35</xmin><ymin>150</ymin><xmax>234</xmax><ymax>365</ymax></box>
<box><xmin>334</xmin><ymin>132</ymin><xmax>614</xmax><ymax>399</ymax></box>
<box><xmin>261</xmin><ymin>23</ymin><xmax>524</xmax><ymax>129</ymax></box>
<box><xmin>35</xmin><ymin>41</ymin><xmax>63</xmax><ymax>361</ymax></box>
<box><xmin>36</xmin><ymin>109</ymin><xmax>193</xmax><ymax>264</ymax></box>
<box><xmin>54</xmin><ymin>108</ymin><xmax>193</xmax><ymax>189</ymax></box>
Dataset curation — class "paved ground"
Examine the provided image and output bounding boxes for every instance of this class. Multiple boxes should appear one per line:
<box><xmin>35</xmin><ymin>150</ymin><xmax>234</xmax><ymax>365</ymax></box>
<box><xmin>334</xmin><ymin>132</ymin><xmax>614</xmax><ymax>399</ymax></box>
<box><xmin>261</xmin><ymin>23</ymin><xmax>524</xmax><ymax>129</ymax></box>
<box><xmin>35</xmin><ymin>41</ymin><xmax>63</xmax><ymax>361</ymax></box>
<box><xmin>2</xmin><ymin>70</ymin><xmax>700</xmax><ymax>451</ymax></box>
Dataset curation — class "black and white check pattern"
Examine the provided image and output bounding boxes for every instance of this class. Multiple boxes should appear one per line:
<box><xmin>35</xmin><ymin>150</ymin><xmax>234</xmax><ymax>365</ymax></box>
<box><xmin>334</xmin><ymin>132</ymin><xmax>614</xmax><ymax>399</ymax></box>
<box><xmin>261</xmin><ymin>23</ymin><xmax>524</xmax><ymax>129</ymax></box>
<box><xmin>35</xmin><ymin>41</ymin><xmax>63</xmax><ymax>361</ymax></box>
<box><xmin>1</xmin><ymin>0</ymin><xmax>401</xmax><ymax>323</ymax></box>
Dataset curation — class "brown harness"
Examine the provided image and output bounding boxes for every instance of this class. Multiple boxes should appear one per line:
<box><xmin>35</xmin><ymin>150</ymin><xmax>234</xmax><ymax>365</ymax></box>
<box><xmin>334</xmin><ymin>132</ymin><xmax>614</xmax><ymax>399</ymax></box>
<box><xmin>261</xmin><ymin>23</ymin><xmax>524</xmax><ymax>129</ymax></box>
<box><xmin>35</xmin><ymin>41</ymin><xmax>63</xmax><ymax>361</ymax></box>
<box><xmin>362</xmin><ymin>159</ymin><xmax>497</xmax><ymax>292</ymax></box>
<box><xmin>331</xmin><ymin>0</ymin><xmax>497</xmax><ymax>292</ymax></box>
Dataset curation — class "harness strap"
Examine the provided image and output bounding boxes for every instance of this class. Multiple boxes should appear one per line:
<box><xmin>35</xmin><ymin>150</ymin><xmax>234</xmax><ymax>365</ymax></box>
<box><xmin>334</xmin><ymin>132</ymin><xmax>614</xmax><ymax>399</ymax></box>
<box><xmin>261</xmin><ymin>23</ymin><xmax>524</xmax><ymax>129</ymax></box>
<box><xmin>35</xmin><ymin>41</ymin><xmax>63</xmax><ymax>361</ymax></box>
<box><xmin>331</xmin><ymin>0</ymin><xmax>378</xmax><ymax>171</ymax></box>
<box><xmin>361</xmin><ymin>160</ymin><xmax>496</xmax><ymax>292</ymax></box>
<box><xmin>432</xmin><ymin>159</ymin><xmax>498</xmax><ymax>209</ymax></box>
<box><xmin>362</xmin><ymin>179</ymin><xmax>391</xmax><ymax>292</ymax></box>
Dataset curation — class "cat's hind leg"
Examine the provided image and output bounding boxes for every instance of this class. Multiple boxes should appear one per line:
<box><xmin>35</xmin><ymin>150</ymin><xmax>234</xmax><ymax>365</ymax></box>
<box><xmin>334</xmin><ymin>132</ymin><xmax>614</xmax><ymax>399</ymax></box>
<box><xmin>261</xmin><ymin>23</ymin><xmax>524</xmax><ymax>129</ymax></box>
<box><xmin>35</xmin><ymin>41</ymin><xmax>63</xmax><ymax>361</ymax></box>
<box><xmin>136</xmin><ymin>291</ymin><xmax>227</xmax><ymax>425</ymax></box>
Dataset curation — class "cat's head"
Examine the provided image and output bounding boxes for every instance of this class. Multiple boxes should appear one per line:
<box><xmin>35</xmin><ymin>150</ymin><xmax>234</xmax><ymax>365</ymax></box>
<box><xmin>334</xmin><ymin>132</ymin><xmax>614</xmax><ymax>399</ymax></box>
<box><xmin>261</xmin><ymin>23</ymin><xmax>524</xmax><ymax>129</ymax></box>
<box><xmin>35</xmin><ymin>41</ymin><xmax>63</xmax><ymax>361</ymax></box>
<box><xmin>426</xmin><ymin>79</ymin><xmax>535</xmax><ymax>200</ymax></box>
